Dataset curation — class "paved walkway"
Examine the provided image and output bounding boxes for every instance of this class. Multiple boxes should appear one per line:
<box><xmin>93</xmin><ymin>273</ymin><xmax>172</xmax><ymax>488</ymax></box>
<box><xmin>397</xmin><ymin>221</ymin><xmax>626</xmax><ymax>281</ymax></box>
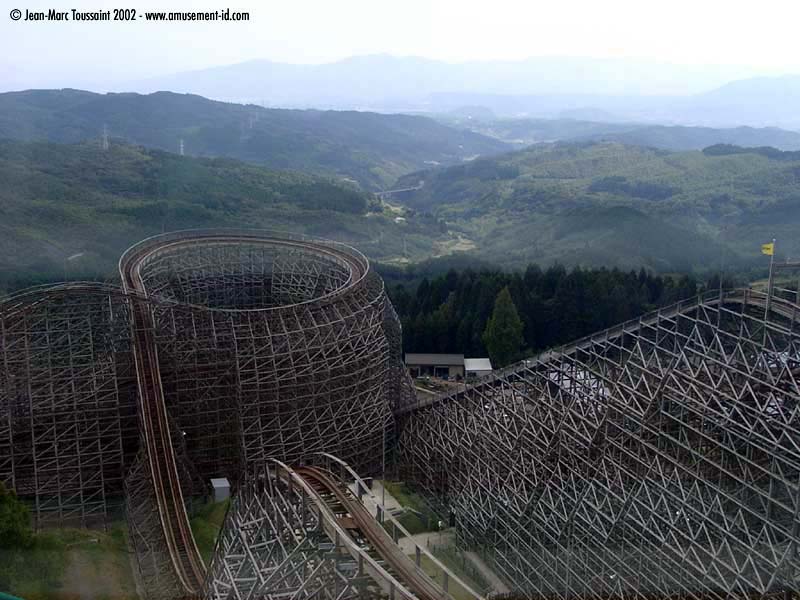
<box><xmin>351</xmin><ymin>480</ymin><xmax>403</xmax><ymax>519</ymax></box>
<box><xmin>369</xmin><ymin>480</ymin><xmax>403</xmax><ymax>513</ymax></box>
<box><xmin>349</xmin><ymin>480</ymin><xmax>511</xmax><ymax>595</ymax></box>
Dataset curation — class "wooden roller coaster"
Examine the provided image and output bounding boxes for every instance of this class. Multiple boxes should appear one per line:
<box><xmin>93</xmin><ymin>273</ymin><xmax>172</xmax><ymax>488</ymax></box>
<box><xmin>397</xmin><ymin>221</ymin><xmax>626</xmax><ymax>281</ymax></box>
<box><xmin>117</xmin><ymin>230</ymin><xmax>385</xmax><ymax>597</ymax></box>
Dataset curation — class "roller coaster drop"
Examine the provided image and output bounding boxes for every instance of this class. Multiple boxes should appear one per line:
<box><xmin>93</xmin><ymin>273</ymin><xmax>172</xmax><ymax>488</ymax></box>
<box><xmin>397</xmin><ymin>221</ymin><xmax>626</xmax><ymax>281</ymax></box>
<box><xmin>2</xmin><ymin>230</ymin><xmax>800</xmax><ymax>600</ymax></box>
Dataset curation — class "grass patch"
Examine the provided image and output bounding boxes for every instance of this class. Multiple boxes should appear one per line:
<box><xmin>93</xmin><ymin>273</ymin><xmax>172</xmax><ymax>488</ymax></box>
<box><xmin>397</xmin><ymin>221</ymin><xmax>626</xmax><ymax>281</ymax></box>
<box><xmin>189</xmin><ymin>500</ymin><xmax>229</xmax><ymax>564</ymax></box>
<box><xmin>430</xmin><ymin>544</ymin><xmax>490</xmax><ymax>594</ymax></box>
<box><xmin>381</xmin><ymin>512</ymin><xmax>431</xmax><ymax>539</ymax></box>
<box><xmin>410</xmin><ymin>553</ymin><xmax>485</xmax><ymax>600</ymax></box>
<box><xmin>382</xmin><ymin>481</ymin><xmax>441</xmax><ymax>535</ymax></box>
<box><xmin>0</xmin><ymin>523</ymin><xmax>137</xmax><ymax>600</ymax></box>
<box><xmin>394</xmin><ymin>511</ymin><xmax>432</xmax><ymax>536</ymax></box>
<box><xmin>0</xmin><ymin>532</ymin><xmax>69</xmax><ymax>599</ymax></box>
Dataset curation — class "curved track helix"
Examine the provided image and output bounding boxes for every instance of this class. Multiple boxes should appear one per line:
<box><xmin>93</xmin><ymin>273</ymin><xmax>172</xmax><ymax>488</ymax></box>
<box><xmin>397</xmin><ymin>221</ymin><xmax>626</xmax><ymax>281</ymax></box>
<box><xmin>116</xmin><ymin>230</ymin><xmax>388</xmax><ymax>597</ymax></box>
<box><xmin>121</xmin><ymin>265</ymin><xmax>206</xmax><ymax>594</ymax></box>
<box><xmin>1</xmin><ymin>229</ymin><xmax>404</xmax><ymax>598</ymax></box>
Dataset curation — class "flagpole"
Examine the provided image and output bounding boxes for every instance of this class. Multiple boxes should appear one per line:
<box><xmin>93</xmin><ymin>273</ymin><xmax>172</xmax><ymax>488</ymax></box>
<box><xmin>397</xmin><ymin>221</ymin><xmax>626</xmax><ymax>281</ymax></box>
<box><xmin>765</xmin><ymin>238</ymin><xmax>776</xmax><ymax>320</ymax></box>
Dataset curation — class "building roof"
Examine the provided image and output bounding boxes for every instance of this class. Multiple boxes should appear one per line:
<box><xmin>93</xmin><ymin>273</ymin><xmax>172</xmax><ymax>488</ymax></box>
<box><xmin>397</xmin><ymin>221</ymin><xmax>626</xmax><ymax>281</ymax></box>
<box><xmin>464</xmin><ymin>358</ymin><xmax>493</xmax><ymax>372</ymax></box>
<box><xmin>405</xmin><ymin>353</ymin><xmax>464</xmax><ymax>366</ymax></box>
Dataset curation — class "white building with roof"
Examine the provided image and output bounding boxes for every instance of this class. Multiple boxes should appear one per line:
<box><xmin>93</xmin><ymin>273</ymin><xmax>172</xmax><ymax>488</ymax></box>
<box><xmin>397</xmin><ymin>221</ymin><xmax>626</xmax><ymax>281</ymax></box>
<box><xmin>405</xmin><ymin>353</ymin><xmax>465</xmax><ymax>379</ymax></box>
<box><xmin>404</xmin><ymin>354</ymin><xmax>494</xmax><ymax>380</ymax></box>
<box><xmin>464</xmin><ymin>358</ymin><xmax>493</xmax><ymax>378</ymax></box>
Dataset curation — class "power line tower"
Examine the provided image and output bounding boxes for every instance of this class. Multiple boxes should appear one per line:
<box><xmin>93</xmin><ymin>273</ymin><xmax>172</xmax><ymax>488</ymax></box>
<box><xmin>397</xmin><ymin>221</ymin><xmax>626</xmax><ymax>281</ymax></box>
<box><xmin>102</xmin><ymin>124</ymin><xmax>109</xmax><ymax>151</ymax></box>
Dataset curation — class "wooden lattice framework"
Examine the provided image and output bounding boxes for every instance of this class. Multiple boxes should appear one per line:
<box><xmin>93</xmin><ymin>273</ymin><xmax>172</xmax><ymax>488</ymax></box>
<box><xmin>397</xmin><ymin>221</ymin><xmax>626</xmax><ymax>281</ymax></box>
<box><xmin>0</xmin><ymin>230</ymin><xmax>405</xmax><ymax>598</ymax></box>
<box><xmin>0</xmin><ymin>284</ymin><xmax>138</xmax><ymax>526</ymax></box>
<box><xmin>5</xmin><ymin>229</ymin><xmax>800</xmax><ymax>600</ymax></box>
<box><xmin>396</xmin><ymin>289</ymin><xmax>800</xmax><ymax>599</ymax></box>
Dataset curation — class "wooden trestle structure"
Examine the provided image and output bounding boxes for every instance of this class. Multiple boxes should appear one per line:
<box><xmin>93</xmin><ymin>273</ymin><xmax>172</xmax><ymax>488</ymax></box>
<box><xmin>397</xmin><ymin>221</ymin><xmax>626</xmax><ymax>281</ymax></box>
<box><xmin>3</xmin><ymin>230</ymin><xmax>800</xmax><ymax>599</ymax></box>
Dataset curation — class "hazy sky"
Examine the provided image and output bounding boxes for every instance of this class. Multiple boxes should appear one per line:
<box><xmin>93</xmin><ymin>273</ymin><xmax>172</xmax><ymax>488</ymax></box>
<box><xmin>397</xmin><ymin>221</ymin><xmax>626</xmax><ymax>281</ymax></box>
<box><xmin>2</xmin><ymin>0</ymin><xmax>800</xmax><ymax>90</ymax></box>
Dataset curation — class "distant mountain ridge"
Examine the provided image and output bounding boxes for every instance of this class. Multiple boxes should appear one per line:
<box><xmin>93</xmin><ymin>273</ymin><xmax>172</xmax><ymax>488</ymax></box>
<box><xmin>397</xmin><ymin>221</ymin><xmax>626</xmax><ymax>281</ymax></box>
<box><xmin>423</xmin><ymin>79</ymin><xmax>800</xmax><ymax>129</ymax></box>
<box><xmin>0</xmin><ymin>89</ymin><xmax>510</xmax><ymax>190</ymax></box>
<box><xmin>132</xmin><ymin>54</ymin><xmax>767</xmax><ymax>102</ymax></box>
<box><xmin>5</xmin><ymin>55</ymin><xmax>798</xmax><ymax>128</ymax></box>
<box><xmin>122</xmin><ymin>55</ymin><xmax>799</xmax><ymax>128</ymax></box>
<box><xmin>440</xmin><ymin>116</ymin><xmax>800</xmax><ymax>151</ymax></box>
<box><xmin>680</xmin><ymin>74</ymin><xmax>800</xmax><ymax>129</ymax></box>
<box><xmin>589</xmin><ymin>124</ymin><xmax>800</xmax><ymax>151</ymax></box>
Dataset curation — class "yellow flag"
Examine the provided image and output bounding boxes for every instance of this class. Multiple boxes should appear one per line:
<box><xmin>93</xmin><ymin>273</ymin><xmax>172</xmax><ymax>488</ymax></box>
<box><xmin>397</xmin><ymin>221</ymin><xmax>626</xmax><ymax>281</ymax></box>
<box><xmin>761</xmin><ymin>242</ymin><xmax>774</xmax><ymax>256</ymax></box>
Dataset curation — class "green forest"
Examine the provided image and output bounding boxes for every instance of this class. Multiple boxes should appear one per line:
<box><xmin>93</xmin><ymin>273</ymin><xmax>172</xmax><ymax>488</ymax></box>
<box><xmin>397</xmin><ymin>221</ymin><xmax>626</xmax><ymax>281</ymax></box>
<box><xmin>0</xmin><ymin>140</ymin><xmax>450</xmax><ymax>292</ymax></box>
<box><xmin>1</xmin><ymin>90</ymin><xmax>796</xmax><ymax>297</ymax></box>
<box><xmin>394</xmin><ymin>141</ymin><xmax>800</xmax><ymax>271</ymax></box>
<box><xmin>2</xmin><ymin>90</ymin><xmax>797</xmax><ymax>287</ymax></box>
<box><xmin>389</xmin><ymin>265</ymin><xmax>698</xmax><ymax>365</ymax></box>
<box><xmin>440</xmin><ymin>115</ymin><xmax>800</xmax><ymax>152</ymax></box>
<box><xmin>0</xmin><ymin>89</ymin><xmax>508</xmax><ymax>191</ymax></box>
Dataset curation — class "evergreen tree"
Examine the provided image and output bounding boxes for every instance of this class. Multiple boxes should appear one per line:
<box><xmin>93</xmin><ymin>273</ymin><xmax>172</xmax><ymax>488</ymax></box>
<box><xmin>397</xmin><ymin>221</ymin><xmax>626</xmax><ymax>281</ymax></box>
<box><xmin>482</xmin><ymin>287</ymin><xmax>524</xmax><ymax>367</ymax></box>
<box><xmin>0</xmin><ymin>482</ymin><xmax>32</xmax><ymax>549</ymax></box>
<box><xmin>389</xmin><ymin>263</ymin><xmax>697</xmax><ymax>356</ymax></box>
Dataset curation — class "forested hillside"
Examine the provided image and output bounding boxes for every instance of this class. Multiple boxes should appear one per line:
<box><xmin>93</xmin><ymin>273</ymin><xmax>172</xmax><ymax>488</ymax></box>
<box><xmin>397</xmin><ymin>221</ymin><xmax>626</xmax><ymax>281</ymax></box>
<box><xmin>0</xmin><ymin>140</ymin><xmax>451</xmax><ymax>292</ymax></box>
<box><xmin>4</xmin><ymin>137</ymin><xmax>795</xmax><ymax>291</ymax></box>
<box><xmin>0</xmin><ymin>89</ymin><xmax>509</xmax><ymax>190</ymax></box>
<box><xmin>395</xmin><ymin>142</ymin><xmax>800</xmax><ymax>271</ymax></box>
<box><xmin>440</xmin><ymin>116</ymin><xmax>800</xmax><ymax>151</ymax></box>
<box><xmin>591</xmin><ymin>125</ymin><xmax>800</xmax><ymax>152</ymax></box>
<box><xmin>389</xmin><ymin>265</ymin><xmax>698</xmax><ymax>362</ymax></box>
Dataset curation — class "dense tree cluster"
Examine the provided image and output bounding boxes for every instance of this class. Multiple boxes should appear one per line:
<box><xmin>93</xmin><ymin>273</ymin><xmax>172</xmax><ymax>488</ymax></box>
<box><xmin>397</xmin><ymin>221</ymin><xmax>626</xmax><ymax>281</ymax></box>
<box><xmin>0</xmin><ymin>89</ymin><xmax>507</xmax><ymax>192</ymax></box>
<box><xmin>482</xmin><ymin>286</ymin><xmax>525</xmax><ymax>366</ymax></box>
<box><xmin>389</xmin><ymin>265</ymin><xmax>698</xmax><ymax>360</ymax></box>
<box><xmin>588</xmin><ymin>175</ymin><xmax>680</xmax><ymax>200</ymax></box>
<box><xmin>702</xmin><ymin>144</ymin><xmax>800</xmax><ymax>161</ymax></box>
<box><xmin>0</xmin><ymin>140</ymin><xmax>448</xmax><ymax>293</ymax></box>
<box><xmin>0</xmin><ymin>482</ymin><xmax>31</xmax><ymax>549</ymax></box>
